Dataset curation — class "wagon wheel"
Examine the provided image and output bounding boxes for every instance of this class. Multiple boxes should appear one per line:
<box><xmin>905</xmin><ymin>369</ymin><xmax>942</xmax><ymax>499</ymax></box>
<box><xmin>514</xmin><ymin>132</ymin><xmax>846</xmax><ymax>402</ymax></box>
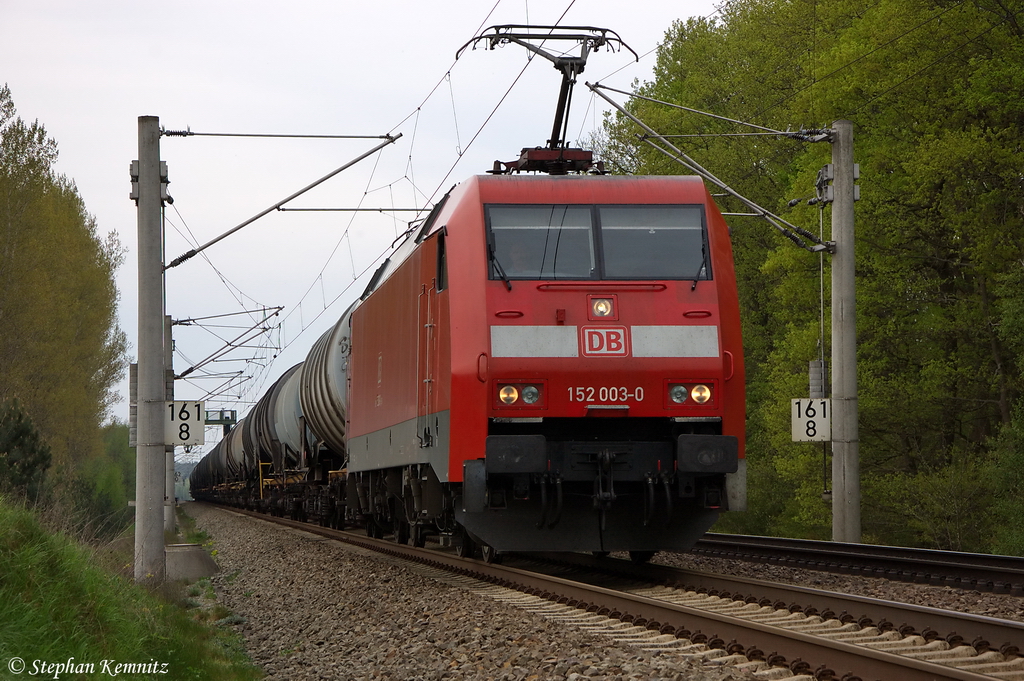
<box><xmin>390</xmin><ymin>497</ymin><xmax>410</xmax><ymax>544</ymax></box>
<box><xmin>365</xmin><ymin>517</ymin><xmax>384</xmax><ymax>539</ymax></box>
<box><xmin>330</xmin><ymin>507</ymin><xmax>343</xmax><ymax>530</ymax></box>
<box><xmin>410</xmin><ymin>523</ymin><xmax>426</xmax><ymax>548</ymax></box>
<box><xmin>480</xmin><ymin>544</ymin><xmax>501</xmax><ymax>564</ymax></box>
<box><xmin>455</xmin><ymin>527</ymin><xmax>476</xmax><ymax>558</ymax></box>
<box><xmin>394</xmin><ymin>520</ymin><xmax>410</xmax><ymax>545</ymax></box>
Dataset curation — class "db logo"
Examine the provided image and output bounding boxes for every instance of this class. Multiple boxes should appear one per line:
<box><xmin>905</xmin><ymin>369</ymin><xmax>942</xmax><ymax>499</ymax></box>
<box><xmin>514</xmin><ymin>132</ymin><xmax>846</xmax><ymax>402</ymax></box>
<box><xmin>581</xmin><ymin>326</ymin><xmax>630</xmax><ymax>357</ymax></box>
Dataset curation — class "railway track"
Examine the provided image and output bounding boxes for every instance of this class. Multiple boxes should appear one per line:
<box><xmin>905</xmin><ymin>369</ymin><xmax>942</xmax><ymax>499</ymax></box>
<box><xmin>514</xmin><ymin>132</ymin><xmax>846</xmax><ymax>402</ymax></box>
<box><xmin>694</xmin><ymin>534</ymin><xmax>1024</xmax><ymax>595</ymax></box>
<box><xmin>218</xmin><ymin>507</ymin><xmax>1024</xmax><ymax>680</ymax></box>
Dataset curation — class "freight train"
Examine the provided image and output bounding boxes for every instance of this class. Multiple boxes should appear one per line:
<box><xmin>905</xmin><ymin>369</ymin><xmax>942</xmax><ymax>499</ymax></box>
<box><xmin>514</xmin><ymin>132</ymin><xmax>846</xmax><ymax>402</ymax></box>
<box><xmin>190</xmin><ymin>163</ymin><xmax>746</xmax><ymax>562</ymax></box>
<box><xmin>189</xmin><ymin>25</ymin><xmax>745</xmax><ymax>563</ymax></box>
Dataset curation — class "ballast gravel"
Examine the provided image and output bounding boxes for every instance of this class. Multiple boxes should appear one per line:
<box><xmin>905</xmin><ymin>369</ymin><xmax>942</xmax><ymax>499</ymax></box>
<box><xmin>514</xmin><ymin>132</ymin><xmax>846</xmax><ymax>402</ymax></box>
<box><xmin>184</xmin><ymin>503</ymin><xmax>750</xmax><ymax>681</ymax></box>
<box><xmin>185</xmin><ymin>503</ymin><xmax>1024</xmax><ymax>679</ymax></box>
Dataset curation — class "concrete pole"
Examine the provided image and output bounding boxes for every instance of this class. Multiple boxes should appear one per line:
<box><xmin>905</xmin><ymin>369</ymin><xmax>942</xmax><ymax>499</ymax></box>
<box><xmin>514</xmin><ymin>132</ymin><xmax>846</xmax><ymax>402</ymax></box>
<box><xmin>135</xmin><ymin>116</ymin><xmax>166</xmax><ymax>582</ymax></box>
<box><xmin>830</xmin><ymin>119</ymin><xmax>860</xmax><ymax>543</ymax></box>
<box><xmin>165</xmin><ymin>315</ymin><xmax>175</xmax><ymax>534</ymax></box>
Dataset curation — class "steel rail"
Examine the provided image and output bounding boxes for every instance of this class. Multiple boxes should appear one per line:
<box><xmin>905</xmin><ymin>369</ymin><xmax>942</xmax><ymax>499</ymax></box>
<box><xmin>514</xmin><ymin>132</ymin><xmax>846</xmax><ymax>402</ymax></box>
<box><xmin>695</xmin><ymin>534</ymin><xmax>1024</xmax><ymax>595</ymax></box>
<box><xmin>534</xmin><ymin>552</ymin><xmax>1024</xmax><ymax>658</ymax></box>
<box><xmin>215</xmin><ymin>506</ymin><xmax>1004</xmax><ymax>681</ymax></box>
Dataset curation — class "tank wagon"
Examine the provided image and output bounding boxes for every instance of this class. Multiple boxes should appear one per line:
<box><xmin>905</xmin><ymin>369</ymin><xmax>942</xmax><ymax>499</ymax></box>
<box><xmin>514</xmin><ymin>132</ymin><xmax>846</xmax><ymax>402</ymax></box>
<box><xmin>191</xmin><ymin>172</ymin><xmax>746</xmax><ymax>561</ymax></box>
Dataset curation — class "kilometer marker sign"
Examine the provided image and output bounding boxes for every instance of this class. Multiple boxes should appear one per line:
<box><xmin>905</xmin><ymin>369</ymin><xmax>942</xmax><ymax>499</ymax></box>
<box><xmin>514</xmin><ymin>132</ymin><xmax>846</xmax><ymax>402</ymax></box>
<box><xmin>791</xmin><ymin>398</ymin><xmax>831</xmax><ymax>442</ymax></box>
<box><xmin>165</xmin><ymin>400</ymin><xmax>206</xmax><ymax>446</ymax></box>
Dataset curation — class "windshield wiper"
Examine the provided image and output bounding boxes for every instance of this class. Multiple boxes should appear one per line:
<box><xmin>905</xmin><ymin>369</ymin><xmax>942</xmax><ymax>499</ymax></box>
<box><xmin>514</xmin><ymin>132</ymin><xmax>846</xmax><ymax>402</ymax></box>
<box><xmin>691</xmin><ymin>243</ymin><xmax>707</xmax><ymax>291</ymax></box>
<box><xmin>489</xmin><ymin>244</ymin><xmax>513</xmax><ymax>291</ymax></box>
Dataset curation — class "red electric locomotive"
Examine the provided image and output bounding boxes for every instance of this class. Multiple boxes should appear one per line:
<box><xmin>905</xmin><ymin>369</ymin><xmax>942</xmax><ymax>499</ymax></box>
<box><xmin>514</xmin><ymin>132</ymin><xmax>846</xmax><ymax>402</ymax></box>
<box><xmin>342</xmin><ymin>170</ymin><xmax>745</xmax><ymax>560</ymax></box>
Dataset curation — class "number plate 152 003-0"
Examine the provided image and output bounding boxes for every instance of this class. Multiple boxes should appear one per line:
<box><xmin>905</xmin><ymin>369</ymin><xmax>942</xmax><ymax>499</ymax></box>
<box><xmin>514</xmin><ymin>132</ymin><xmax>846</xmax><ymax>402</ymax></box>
<box><xmin>567</xmin><ymin>386</ymin><xmax>645</xmax><ymax>403</ymax></box>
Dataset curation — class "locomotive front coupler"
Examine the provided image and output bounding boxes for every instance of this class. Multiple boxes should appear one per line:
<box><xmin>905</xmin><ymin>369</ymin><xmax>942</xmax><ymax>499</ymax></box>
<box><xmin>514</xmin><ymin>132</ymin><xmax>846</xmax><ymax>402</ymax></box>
<box><xmin>592</xmin><ymin>448</ymin><xmax>619</xmax><ymax>511</ymax></box>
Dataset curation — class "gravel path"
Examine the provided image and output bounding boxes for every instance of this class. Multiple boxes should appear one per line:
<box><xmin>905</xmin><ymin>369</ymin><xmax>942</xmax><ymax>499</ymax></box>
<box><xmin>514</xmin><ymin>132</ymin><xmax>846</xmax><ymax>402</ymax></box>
<box><xmin>184</xmin><ymin>503</ymin><xmax>751</xmax><ymax>681</ymax></box>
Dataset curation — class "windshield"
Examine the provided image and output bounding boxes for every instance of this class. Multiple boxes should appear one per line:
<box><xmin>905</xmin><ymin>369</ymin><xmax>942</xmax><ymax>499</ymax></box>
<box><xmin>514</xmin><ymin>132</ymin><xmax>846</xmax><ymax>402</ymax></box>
<box><xmin>487</xmin><ymin>204</ymin><xmax>708</xmax><ymax>281</ymax></box>
<box><xmin>488</xmin><ymin>205</ymin><xmax>594</xmax><ymax>279</ymax></box>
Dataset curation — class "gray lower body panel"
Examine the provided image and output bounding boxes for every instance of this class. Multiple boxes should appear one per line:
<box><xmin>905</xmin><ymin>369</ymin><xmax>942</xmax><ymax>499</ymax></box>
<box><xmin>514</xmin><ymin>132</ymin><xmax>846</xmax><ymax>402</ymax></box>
<box><xmin>347</xmin><ymin>410</ymin><xmax>451</xmax><ymax>482</ymax></box>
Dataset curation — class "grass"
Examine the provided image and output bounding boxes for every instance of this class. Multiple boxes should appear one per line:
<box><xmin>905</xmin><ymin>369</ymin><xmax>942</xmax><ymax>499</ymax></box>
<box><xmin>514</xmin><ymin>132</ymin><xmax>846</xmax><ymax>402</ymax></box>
<box><xmin>0</xmin><ymin>497</ymin><xmax>262</xmax><ymax>680</ymax></box>
<box><xmin>176</xmin><ymin>505</ymin><xmax>212</xmax><ymax>547</ymax></box>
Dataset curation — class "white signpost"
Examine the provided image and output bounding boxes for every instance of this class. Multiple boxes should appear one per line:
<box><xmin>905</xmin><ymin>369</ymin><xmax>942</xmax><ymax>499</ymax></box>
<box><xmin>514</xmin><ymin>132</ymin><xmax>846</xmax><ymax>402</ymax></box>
<box><xmin>791</xmin><ymin>398</ymin><xmax>831</xmax><ymax>442</ymax></box>
<box><xmin>165</xmin><ymin>401</ymin><xmax>205</xmax><ymax>446</ymax></box>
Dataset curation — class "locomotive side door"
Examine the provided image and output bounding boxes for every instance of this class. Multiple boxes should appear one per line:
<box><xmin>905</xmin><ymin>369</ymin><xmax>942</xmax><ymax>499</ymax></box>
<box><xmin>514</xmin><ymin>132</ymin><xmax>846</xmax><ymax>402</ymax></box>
<box><xmin>417</xmin><ymin>234</ymin><xmax>444</xmax><ymax>447</ymax></box>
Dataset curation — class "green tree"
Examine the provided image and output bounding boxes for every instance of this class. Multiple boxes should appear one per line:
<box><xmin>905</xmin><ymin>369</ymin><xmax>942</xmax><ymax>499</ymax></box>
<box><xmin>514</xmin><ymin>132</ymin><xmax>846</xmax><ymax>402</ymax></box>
<box><xmin>0</xmin><ymin>85</ymin><xmax>129</xmax><ymax>536</ymax></box>
<box><xmin>72</xmin><ymin>422</ymin><xmax>135</xmax><ymax>538</ymax></box>
<box><xmin>992</xmin><ymin>262</ymin><xmax>1024</xmax><ymax>554</ymax></box>
<box><xmin>0</xmin><ymin>399</ymin><xmax>51</xmax><ymax>502</ymax></box>
<box><xmin>601</xmin><ymin>0</ymin><xmax>1024</xmax><ymax>550</ymax></box>
<box><xmin>0</xmin><ymin>84</ymin><xmax>127</xmax><ymax>474</ymax></box>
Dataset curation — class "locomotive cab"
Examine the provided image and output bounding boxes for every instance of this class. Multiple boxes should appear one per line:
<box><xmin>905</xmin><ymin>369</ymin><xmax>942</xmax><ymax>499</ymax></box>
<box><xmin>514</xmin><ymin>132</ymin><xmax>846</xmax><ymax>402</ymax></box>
<box><xmin>439</xmin><ymin>174</ymin><xmax>746</xmax><ymax>555</ymax></box>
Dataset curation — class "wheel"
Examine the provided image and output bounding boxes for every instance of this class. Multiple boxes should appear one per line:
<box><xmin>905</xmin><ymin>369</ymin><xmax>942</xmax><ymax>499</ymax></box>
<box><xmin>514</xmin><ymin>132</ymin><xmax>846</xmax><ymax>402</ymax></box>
<box><xmin>629</xmin><ymin>550</ymin><xmax>655</xmax><ymax>565</ymax></box>
<box><xmin>366</xmin><ymin>518</ymin><xmax>382</xmax><ymax>539</ymax></box>
<box><xmin>410</xmin><ymin>524</ymin><xmax>426</xmax><ymax>548</ymax></box>
<box><xmin>455</xmin><ymin>528</ymin><xmax>476</xmax><ymax>558</ymax></box>
<box><xmin>480</xmin><ymin>544</ymin><xmax>501</xmax><ymax>564</ymax></box>
<box><xmin>394</xmin><ymin>520</ymin><xmax>410</xmax><ymax>545</ymax></box>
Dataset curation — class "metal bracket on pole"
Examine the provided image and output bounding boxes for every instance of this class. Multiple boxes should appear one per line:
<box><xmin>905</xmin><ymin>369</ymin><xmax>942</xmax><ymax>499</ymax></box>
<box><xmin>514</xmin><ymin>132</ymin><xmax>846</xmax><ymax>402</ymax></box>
<box><xmin>166</xmin><ymin>134</ymin><xmax>401</xmax><ymax>269</ymax></box>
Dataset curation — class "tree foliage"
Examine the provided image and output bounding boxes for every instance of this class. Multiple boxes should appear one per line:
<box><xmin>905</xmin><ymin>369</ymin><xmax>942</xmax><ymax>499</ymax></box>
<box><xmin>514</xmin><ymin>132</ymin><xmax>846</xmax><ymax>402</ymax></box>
<box><xmin>600</xmin><ymin>0</ymin><xmax>1024</xmax><ymax>551</ymax></box>
<box><xmin>0</xmin><ymin>84</ymin><xmax>127</xmax><ymax>473</ymax></box>
<box><xmin>0</xmin><ymin>399</ymin><xmax>51</xmax><ymax>502</ymax></box>
<box><xmin>73</xmin><ymin>422</ymin><xmax>136</xmax><ymax>539</ymax></box>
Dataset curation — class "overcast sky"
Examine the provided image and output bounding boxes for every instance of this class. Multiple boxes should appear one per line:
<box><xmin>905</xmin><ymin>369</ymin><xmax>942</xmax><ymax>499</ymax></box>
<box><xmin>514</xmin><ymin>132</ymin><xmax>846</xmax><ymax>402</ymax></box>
<box><xmin>1</xmin><ymin>0</ymin><xmax>721</xmax><ymax>461</ymax></box>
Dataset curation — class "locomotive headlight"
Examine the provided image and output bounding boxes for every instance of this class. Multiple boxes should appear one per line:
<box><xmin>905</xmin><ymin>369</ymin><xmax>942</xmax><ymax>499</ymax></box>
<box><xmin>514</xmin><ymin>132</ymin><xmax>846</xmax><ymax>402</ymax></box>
<box><xmin>592</xmin><ymin>298</ymin><xmax>614</xmax><ymax>317</ymax></box>
<box><xmin>690</xmin><ymin>384</ymin><xmax>712</xmax><ymax>404</ymax></box>
<box><xmin>521</xmin><ymin>385</ymin><xmax>540</xmax><ymax>404</ymax></box>
<box><xmin>669</xmin><ymin>385</ymin><xmax>688</xmax><ymax>404</ymax></box>
<box><xmin>499</xmin><ymin>385</ymin><xmax>519</xmax><ymax>404</ymax></box>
